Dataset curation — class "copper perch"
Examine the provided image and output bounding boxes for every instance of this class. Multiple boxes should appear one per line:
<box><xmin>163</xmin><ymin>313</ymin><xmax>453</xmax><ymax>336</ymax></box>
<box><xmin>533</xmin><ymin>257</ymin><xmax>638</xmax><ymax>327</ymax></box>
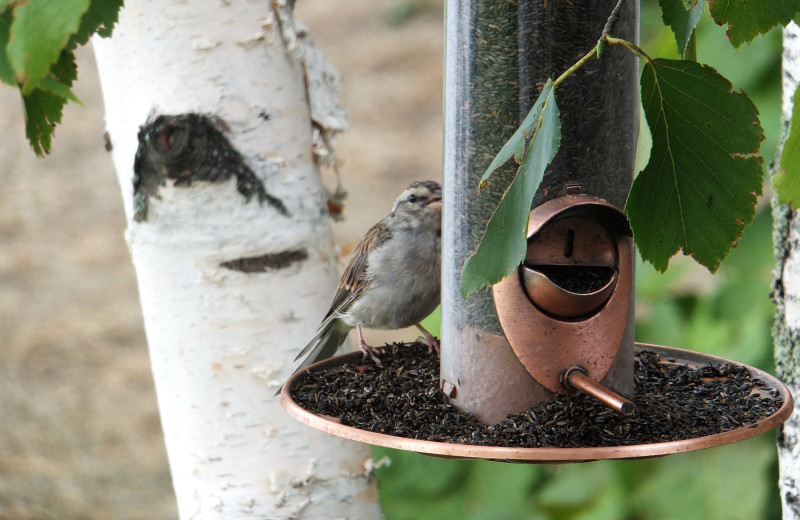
<box><xmin>562</xmin><ymin>366</ymin><xmax>635</xmax><ymax>415</ymax></box>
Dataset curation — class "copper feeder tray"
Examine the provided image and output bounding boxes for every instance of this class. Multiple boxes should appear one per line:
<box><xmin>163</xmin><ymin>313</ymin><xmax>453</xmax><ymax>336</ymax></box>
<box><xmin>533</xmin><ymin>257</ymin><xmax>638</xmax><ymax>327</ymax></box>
<box><xmin>281</xmin><ymin>343</ymin><xmax>793</xmax><ymax>463</ymax></box>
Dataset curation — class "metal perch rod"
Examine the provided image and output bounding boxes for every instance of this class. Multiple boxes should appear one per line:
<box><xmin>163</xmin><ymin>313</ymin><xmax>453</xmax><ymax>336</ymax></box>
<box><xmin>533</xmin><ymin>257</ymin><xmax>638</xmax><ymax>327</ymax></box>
<box><xmin>563</xmin><ymin>366</ymin><xmax>635</xmax><ymax>415</ymax></box>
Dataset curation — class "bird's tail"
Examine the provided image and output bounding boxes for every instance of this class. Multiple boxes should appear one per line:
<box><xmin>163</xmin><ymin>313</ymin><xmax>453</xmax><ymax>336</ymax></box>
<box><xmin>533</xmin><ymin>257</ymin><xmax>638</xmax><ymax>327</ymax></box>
<box><xmin>294</xmin><ymin>317</ymin><xmax>351</xmax><ymax>372</ymax></box>
<box><xmin>276</xmin><ymin>318</ymin><xmax>350</xmax><ymax>396</ymax></box>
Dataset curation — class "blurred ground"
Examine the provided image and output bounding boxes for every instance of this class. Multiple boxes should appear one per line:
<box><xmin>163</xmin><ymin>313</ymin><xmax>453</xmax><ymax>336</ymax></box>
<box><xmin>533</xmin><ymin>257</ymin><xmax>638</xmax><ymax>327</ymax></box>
<box><xmin>0</xmin><ymin>1</ymin><xmax>443</xmax><ymax>518</ymax></box>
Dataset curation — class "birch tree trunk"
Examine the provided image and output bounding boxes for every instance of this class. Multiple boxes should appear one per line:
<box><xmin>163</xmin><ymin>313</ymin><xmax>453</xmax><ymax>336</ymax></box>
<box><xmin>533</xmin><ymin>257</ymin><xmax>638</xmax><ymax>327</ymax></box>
<box><xmin>92</xmin><ymin>1</ymin><xmax>381</xmax><ymax>518</ymax></box>
<box><xmin>773</xmin><ymin>21</ymin><xmax>800</xmax><ymax>520</ymax></box>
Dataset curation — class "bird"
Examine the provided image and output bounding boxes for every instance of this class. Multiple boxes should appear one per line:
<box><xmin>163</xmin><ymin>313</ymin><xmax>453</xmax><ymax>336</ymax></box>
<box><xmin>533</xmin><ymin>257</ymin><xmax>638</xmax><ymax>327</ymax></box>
<box><xmin>292</xmin><ymin>180</ymin><xmax>442</xmax><ymax>373</ymax></box>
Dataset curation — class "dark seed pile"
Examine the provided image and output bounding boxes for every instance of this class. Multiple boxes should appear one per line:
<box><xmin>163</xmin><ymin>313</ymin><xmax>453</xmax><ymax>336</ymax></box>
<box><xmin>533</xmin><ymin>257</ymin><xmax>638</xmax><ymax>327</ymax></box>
<box><xmin>290</xmin><ymin>344</ymin><xmax>784</xmax><ymax>448</ymax></box>
<box><xmin>534</xmin><ymin>265</ymin><xmax>615</xmax><ymax>294</ymax></box>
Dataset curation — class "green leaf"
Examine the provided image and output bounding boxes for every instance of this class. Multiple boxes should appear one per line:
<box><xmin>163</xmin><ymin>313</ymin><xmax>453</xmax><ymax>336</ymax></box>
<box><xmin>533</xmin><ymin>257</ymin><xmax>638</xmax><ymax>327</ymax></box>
<box><xmin>70</xmin><ymin>0</ymin><xmax>123</xmax><ymax>45</ymax></box>
<box><xmin>7</xmin><ymin>0</ymin><xmax>90</xmax><ymax>94</ymax></box>
<box><xmin>708</xmin><ymin>0</ymin><xmax>800</xmax><ymax>48</ymax></box>
<box><xmin>683</xmin><ymin>30</ymin><xmax>697</xmax><ymax>61</ymax></box>
<box><xmin>49</xmin><ymin>47</ymin><xmax>78</xmax><ymax>87</ymax></box>
<box><xmin>1</xmin><ymin>0</ymin><xmax>121</xmax><ymax>155</ymax></box>
<box><xmin>22</xmin><ymin>87</ymin><xmax>68</xmax><ymax>156</ymax></box>
<box><xmin>18</xmin><ymin>48</ymin><xmax>79</xmax><ymax>154</ymax></box>
<box><xmin>479</xmin><ymin>80</ymin><xmax>556</xmax><ymax>190</ymax></box>
<box><xmin>626</xmin><ymin>59</ymin><xmax>763</xmax><ymax>273</ymax></box>
<box><xmin>0</xmin><ymin>8</ymin><xmax>13</xmax><ymax>85</ymax></box>
<box><xmin>461</xmin><ymin>83</ymin><xmax>561</xmax><ymax>297</ymax></box>
<box><xmin>634</xmin><ymin>98</ymin><xmax>653</xmax><ymax>176</ymax></box>
<box><xmin>774</xmin><ymin>88</ymin><xmax>800</xmax><ymax>209</ymax></box>
<box><xmin>39</xmin><ymin>76</ymin><xmax>79</xmax><ymax>103</ymax></box>
<box><xmin>659</xmin><ymin>0</ymin><xmax>704</xmax><ymax>56</ymax></box>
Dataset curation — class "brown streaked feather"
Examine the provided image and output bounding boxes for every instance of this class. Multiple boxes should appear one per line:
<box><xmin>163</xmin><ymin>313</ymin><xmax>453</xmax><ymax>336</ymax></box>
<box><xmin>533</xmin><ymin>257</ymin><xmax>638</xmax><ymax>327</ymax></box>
<box><xmin>324</xmin><ymin>220</ymin><xmax>392</xmax><ymax>320</ymax></box>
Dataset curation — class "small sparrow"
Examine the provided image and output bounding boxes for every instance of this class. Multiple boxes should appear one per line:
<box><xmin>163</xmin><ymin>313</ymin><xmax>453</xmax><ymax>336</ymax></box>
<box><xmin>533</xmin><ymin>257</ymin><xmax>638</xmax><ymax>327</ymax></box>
<box><xmin>293</xmin><ymin>180</ymin><xmax>442</xmax><ymax>372</ymax></box>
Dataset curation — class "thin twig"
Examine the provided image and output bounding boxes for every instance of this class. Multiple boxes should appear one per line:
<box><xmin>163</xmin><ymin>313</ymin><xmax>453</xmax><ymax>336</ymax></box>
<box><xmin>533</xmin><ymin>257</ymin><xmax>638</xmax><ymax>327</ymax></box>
<box><xmin>601</xmin><ymin>0</ymin><xmax>626</xmax><ymax>38</ymax></box>
<box><xmin>553</xmin><ymin>44</ymin><xmax>600</xmax><ymax>88</ymax></box>
<box><xmin>603</xmin><ymin>36</ymin><xmax>654</xmax><ymax>63</ymax></box>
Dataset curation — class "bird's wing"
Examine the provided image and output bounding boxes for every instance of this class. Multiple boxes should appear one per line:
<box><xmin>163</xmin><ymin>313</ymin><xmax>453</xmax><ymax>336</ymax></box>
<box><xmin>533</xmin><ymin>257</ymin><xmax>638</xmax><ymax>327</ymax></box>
<box><xmin>291</xmin><ymin>220</ymin><xmax>391</xmax><ymax>368</ymax></box>
<box><xmin>325</xmin><ymin>219</ymin><xmax>392</xmax><ymax>319</ymax></box>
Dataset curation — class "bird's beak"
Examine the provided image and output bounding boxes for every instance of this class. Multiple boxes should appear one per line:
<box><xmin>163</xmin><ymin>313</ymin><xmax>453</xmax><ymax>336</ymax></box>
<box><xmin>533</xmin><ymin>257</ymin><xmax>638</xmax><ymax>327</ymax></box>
<box><xmin>425</xmin><ymin>196</ymin><xmax>442</xmax><ymax>210</ymax></box>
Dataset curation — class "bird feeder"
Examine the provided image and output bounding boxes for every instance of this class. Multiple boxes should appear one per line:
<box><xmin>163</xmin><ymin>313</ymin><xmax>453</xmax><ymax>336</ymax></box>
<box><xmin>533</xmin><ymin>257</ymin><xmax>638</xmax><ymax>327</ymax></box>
<box><xmin>280</xmin><ymin>0</ymin><xmax>792</xmax><ymax>462</ymax></box>
<box><xmin>491</xmin><ymin>188</ymin><xmax>636</xmax><ymax>415</ymax></box>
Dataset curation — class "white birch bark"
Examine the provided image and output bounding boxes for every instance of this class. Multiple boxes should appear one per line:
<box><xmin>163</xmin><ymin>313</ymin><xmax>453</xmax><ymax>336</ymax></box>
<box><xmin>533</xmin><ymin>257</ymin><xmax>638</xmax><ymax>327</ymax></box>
<box><xmin>92</xmin><ymin>1</ymin><xmax>381</xmax><ymax>518</ymax></box>
<box><xmin>773</xmin><ymin>21</ymin><xmax>800</xmax><ymax>520</ymax></box>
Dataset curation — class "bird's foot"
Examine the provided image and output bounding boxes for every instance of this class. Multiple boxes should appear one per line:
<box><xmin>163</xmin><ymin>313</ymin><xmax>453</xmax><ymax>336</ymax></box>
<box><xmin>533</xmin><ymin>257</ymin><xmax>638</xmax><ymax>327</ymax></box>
<box><xmin>416</xmin><ymin>335</ymin><xmax>440</xmax><ymax>354</ymax></box>
<box><xmin>414</xmin><ymin>323</ymin><xmax>440</xmax><ymax>355</ymax></box>
<box><xmin>359</xmin><ymin>340</ymin><xmax>383</xmax><ymax>366</ymax></box>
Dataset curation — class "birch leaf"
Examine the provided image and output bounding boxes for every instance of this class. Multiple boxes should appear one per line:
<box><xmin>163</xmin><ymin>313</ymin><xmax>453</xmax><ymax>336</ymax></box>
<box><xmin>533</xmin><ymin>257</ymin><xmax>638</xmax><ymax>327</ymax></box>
<box><xmin>479</xmin><ymin>80</ymin><xmax>556</xmax><ymax>190</ymax></box>
<box><xmin>659</xmin><ymin>0</ymin><xmax>704</xmax><ymax>56</ymax></box>
<box><xmin>461</xmin><ymin>84</ymin><xmax>561</xmax><ymax>297</ymax></box>
<box><xmin>626</xmin><ymin>59</ymin><xmax>763</xmax><ymax>273</ymax></box>
<box><xmin>3</xmin><ymin>0</ymin><xmax>121</xmax><ymax>154</ymax></box>
<box><xmin>708</xmin><ymin>0</ymin><xmax>800</xmax><ymax>48</ymax></box>
<box><xmin>0</xmin><ymin>9</ymin><xmax>12</xmax><ymax>85</ymax></box>
<box><xmin>22</xmin><ymin>88</ymin><xmax>67</xmax><ymax>156</ymax></box>
<box><xmin>70</xmin><ymin>0</ymin><xmax>123</xmax><ymax>45</ymax></box>
<box><xmin>7</xmin><ymin>0</ymin><xmax>90</xmax><ymax>94</ymax></box>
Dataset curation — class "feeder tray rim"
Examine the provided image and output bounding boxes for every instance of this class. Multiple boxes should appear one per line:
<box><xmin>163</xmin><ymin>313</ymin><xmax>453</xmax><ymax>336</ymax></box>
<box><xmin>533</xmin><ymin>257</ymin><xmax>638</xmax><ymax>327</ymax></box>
<box><xmin>280</xmin><ymin>343</ymin><xmax>793</xmax><ymax>463</ymax></box>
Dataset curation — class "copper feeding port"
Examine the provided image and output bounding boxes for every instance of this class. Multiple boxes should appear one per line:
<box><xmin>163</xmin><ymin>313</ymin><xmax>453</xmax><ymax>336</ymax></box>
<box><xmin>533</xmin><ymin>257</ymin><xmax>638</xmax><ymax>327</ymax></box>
<box><xmin>562</xmin><ymin>366</ymin><xmax>635</xmax><ymax>416</ymax></box>
<box><xmin>522</xmin><ymin>266</ymin><xmax>618</xmax><ymax>318</ymax></box>
<box><xmin>523</xmin><ymin>215</ymin><xmax>619</xmax><ymax>319</ymax></box>
<box><xmin>493</xmin><ymin>195</ymin><xmax>635</xmax><ymax>395</ymax></box>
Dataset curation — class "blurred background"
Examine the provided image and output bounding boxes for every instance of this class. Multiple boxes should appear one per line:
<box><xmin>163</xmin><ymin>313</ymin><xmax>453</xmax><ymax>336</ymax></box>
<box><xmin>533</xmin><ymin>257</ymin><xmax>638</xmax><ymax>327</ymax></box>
<box><xmin>0</xmin><ymin>0</ymin><xmax>783</xmax><ymax>518</ymax></box>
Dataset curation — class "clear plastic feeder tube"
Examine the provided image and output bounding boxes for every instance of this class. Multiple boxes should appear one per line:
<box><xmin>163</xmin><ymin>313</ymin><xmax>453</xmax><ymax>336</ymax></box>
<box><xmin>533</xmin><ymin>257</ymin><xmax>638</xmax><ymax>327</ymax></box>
<box><xmin>441</xmin><ymin>0</ymin><xmax>639</xmax><ymax>424</ymax></box>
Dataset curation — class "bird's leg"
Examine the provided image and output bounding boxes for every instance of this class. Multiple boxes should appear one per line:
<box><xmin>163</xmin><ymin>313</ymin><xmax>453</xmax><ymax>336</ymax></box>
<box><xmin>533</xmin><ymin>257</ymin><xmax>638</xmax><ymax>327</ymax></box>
<box><xmin>414</xmin><ymin>323</ymin><xmax>440</xmax><ymax>354</ymax></box>
<box><xmin>357</xmin><ymin>326</ymin><xmax>383</xmax><ymax>366</ymax></box>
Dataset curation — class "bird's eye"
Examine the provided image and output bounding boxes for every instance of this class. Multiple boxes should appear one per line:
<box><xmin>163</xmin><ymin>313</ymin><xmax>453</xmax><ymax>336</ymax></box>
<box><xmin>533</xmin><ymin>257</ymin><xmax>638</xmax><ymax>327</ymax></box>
<box><xmin>408</xmin><ymin>194</ymin><xmax>418</xmax><ymax>203</ymax></box>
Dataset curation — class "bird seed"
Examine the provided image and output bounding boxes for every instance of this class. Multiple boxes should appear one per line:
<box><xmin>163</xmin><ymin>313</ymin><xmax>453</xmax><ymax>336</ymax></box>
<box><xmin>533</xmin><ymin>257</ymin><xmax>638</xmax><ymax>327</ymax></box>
<box><xmin>290</xmin><ymin>344</ymin><xmax>783</xmax><ymax>448</ymax></box>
